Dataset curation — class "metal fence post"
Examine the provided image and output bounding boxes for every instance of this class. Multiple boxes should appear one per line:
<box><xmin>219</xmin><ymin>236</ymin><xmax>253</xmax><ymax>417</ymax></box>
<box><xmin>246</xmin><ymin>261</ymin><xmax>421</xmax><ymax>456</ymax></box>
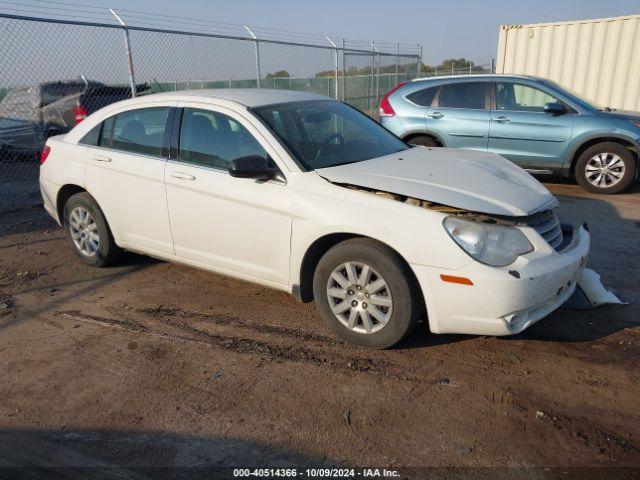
<box><xmin>326</xmin><ymin>36</ymin><xmax>339</xmax><ymax>99</ymax></box>
<box><xmin>416</xmin><ymin>45</ymin><xmax>422</xmax><ymax>79</ymax></box>
<box><xmin>370</xmin><ymin>42</ymin><xmax>375</xmax><ymax>116</ymax></box>
<box><xmin>341</xmin><ymin>39</ymin><xmax>346</xmax><ymax>101</ymax></box>
<box><xmin>244</xmin><ymin>25</ymin><xmax>261</xmax><ymax>88</ymax></box>
<box><xmin>395</xmin><ymin>43</ymin><xmax>400</xmax><ymax>85</ymax></box>
<box><xmin>374</xmin><ymin>45</ymin><xmax>380</xmax><ymax>110</ymax></box>
<box><xmin>109</xmin><ymin>8</ymin><xmax>137</xmax><ymax>98</ymax></box>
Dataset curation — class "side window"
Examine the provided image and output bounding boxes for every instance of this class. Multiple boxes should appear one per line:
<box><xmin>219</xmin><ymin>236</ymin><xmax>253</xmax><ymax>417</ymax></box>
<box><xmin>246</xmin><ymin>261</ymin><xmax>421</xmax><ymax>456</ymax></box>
<box><xmin>79</xmin><ymin>123</ymin><xmax>101</xmax><ymax>146</ymax></box>
<box><xmin>99</xmin><ymin>107</ymin><xmax>170</xmax><ymax>157</ymax></box>
<box><xmin>438</xmin><ymin>82</ymin><xmax>487</xmax><ymax>109</ymax></box>
<box><xmin>406</xmin><ymin>86</ymin><xmax>438</xmax><ymax>107</ymax></box>
<box><xmin>496</xmin><ymin>83</ymin><xmax>559</xmax><ymax>112</ymax></box>
<box><xmin>178</xmin><ymin>108</ymin><xmax>267</xmax><ymax>169</ymax></box>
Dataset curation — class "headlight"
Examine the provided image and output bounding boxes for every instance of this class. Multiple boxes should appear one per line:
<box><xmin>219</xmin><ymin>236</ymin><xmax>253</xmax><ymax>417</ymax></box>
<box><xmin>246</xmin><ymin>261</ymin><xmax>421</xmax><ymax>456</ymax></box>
<box><xmin>443</xmin><ymin>216</ymin><xmax>533</xmax><ymax>267</ymax></box>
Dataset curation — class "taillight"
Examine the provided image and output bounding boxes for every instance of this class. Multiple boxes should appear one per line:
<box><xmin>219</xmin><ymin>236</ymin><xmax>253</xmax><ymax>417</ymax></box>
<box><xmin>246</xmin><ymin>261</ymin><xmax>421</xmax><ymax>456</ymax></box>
<box><xmin>73</xmin><ymin>104</ymin><xmax>88</xmax><ymax>124</ymax></box>
<box><xmin>379</xmin><ymin>81</ymin><xmax>407</xmax><ymax>117</ymax></box>
<box><xmin>40</xmin><ymin>146</ymin><xmax>51</xmax><ymax>165</ymax></box>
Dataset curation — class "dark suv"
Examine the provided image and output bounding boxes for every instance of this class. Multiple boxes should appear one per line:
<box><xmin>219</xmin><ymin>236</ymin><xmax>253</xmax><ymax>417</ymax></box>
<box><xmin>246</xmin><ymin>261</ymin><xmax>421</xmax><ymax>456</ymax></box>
<box><xmin>0</xmin><ymin>79</ymin><xmax>149</xmax><ymax>163</ymax></box>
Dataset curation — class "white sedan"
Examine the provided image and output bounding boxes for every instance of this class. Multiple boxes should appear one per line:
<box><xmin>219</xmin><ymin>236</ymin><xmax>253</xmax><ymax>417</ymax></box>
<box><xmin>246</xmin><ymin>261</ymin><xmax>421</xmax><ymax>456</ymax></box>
<box><xmin>39</xmin><ymin>89</ymin><xmax>590</xmax><ymax>348</ymax></box>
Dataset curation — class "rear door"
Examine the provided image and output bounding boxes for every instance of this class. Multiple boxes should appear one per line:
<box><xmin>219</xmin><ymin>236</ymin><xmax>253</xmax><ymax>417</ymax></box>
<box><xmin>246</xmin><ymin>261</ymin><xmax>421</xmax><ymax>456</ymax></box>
<box><xmin>488</xmin><ymin>81</ymin><xmax>574</xmax><ymax>170</ymax></box>
<box><xmin>84</xmin><ymin>103</ymin><xmax>175</xmax><ymax>254</ymax></box>
<box><xmin>426</xmin><ymin>81</ymin><xmax>490</xmax><ymax>151</ymax></box>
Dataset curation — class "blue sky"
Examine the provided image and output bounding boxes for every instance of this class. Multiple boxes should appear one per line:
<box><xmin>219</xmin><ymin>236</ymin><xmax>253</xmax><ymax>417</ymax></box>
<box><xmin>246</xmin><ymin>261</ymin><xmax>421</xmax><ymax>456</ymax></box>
<box><xmin>67</xmin><ymin>0</ymin><xmax>640</xmax><ymax>65</ymax></box>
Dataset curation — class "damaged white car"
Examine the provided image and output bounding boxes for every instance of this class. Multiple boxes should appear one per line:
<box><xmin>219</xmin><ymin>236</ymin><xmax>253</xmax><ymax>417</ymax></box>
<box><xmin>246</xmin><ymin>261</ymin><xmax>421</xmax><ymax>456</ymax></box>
<box><xmin>39</xmin><ymin>90</ymin><xmax>590</xmax><ymax>348</ymax></box>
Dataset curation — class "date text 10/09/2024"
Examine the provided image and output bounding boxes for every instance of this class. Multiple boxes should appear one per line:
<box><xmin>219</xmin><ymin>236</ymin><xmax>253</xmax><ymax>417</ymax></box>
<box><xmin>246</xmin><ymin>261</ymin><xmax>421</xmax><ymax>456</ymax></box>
<box><xmin>233</xmin><ymin>468</ymin><xmax>401</xmax><ymax>478</ymax></box>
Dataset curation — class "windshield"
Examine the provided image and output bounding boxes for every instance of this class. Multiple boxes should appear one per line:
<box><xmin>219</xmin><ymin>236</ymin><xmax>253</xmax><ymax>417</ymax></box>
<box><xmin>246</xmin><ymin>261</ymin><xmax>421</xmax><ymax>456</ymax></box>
<box><xmin>253</xmin><ymin>100</ymin><xmax>408</xmax><ymax>170</ymax></box>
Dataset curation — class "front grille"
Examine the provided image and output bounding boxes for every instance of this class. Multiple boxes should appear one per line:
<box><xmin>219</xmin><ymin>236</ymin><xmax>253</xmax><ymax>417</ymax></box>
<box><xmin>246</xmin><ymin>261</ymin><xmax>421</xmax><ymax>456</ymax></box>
<box><xmin>526</xmin><ymin>210</ymin><xmax>564</xmax><ymax>251</ymax></box>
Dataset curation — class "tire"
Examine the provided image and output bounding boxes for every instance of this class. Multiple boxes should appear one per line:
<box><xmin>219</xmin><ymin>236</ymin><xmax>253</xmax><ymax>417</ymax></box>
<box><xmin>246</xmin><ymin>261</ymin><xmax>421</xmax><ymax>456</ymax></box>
<box><xmin>63</xmin><ymin>192</ymin><xmax>123</xmax><ymax>267</ymax></box>
<box><xmin>575</xmin><ymin>142</ymin><xmax>636</xmax><ymax>194</ymax></box>
<box><xmin>408</xmin><ymin>135</ymin><xmax>440</xmax><ymax>147</ymax></box>
<box><xmin>312</xmin><ymin>238</ymin><xmax>422</xmax><ymax>349</ymax></box>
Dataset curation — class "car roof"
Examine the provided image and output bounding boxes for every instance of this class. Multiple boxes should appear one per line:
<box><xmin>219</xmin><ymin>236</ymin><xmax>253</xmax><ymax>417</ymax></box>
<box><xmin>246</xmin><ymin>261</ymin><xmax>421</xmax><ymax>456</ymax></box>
<box><xmin>147</xmin><ymin>88</ymin><xmax>331</xmax><ymax>108</ymax></box>
<box><xmin>411</xmin><ymin>74</ymin><xmax>544</xmax><ymax>83</ymax></box>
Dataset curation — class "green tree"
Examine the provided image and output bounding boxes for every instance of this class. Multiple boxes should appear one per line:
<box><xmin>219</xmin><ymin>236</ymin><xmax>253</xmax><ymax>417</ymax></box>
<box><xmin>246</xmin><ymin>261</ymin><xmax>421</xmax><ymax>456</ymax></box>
<box><xmin>265</xmin><ymin>70</ymin><xmax>291</xmax><ymax>78</ymax></box>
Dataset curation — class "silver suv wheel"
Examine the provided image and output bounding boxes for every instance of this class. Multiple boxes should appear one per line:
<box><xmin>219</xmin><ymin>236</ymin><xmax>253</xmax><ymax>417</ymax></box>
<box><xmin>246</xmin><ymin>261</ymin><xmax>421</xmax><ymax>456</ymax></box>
<box><xmin>585</xmin><ymin>152</ymin><xmax>625</xmax><ymax>188</ymax></box>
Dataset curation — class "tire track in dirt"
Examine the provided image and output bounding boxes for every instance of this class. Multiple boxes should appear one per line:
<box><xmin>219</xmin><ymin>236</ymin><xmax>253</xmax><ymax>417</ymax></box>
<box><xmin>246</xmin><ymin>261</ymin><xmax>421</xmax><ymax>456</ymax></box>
<box><xmin>56</xmin><ymin>310</ymin><xmax>396</xmax><ymax>378</ymax></box>
<box><xmin>135</xmin><ymin>305</ymin><xmax>334</xmax><ymax>344</ymax></box>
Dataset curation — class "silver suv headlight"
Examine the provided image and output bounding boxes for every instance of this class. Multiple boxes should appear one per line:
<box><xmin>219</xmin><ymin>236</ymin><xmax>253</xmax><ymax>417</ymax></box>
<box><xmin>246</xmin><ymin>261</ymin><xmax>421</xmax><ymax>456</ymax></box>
<box><xmin>443</xmin><ymin>216</ymin><xmax>533</xmax><ymax>267</ymax></box>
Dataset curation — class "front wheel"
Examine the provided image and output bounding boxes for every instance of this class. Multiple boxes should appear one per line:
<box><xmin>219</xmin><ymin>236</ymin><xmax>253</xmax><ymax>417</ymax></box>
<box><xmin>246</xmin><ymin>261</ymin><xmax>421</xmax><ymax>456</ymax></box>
<box><xmin>312</xmin><ymin>238</ymin><xmax>422</xmax><ymax>349</ymax></box>
<box><xmin>575</xmin><ymin>142</ymin><xmax>636</xmax><ymax>194</ymax></box>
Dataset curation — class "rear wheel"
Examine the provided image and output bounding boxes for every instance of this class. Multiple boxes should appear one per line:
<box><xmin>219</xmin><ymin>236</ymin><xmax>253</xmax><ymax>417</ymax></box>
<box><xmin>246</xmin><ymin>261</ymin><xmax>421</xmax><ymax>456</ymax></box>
<box><xmin>407</xmin><ymin>135</ymin><xmax>440</xmax><ymax>147</ymax></box>
<box><xmin>575</xmin><ymin>142</ymin><xmax>636</xmax><ymax>194</ymax></box>
<box><xmin>63</xmin><ymin>193</ymin><xmax>123</xmax><ymax>267</ymax></box>
<box><xmin>312</xmin><ymin>238</ymin><xmax>422</xmax><ymax>349</ymax></box>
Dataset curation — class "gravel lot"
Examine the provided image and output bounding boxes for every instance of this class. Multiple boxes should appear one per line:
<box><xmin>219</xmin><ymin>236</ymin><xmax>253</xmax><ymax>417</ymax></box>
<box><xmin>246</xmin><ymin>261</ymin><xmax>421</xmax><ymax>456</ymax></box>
<box><xmin>0</xmin><ymin>181</ymin><xmax>638</xmax><ymax>478</ymax></box>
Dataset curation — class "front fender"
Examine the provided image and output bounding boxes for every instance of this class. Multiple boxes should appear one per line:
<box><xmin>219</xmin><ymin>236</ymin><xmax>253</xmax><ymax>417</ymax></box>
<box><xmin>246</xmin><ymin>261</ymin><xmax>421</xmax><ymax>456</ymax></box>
<box><xmin>288</xmin><ymin>184</ymin><xmax>472</xmax><ymax>287</ymax></box>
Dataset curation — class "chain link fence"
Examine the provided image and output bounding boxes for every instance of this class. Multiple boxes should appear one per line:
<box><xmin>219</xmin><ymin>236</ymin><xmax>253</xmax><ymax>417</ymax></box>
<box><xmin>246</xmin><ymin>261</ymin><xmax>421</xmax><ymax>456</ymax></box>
<box><xmin>0</xmin><ymin>11</ymin><xmax>421</xmax><ymax>210</ymax></box>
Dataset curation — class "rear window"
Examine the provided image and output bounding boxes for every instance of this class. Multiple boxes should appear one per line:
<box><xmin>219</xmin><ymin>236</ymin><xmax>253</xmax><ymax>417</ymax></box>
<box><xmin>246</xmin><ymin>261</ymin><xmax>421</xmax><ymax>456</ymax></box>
<box><xmin>406</xmin><ymin>86</ymin><xmax>438</xmax><ymax>107</ymax></box>
<box><xmin>99</xmin><ymin>107</ymin><xmax>170</xmax><ymax>157</ymax></box>
<box><xmin>438</xmin><ymin>82</ymin><xmax>487</xmax><ymax>109</ymax></box>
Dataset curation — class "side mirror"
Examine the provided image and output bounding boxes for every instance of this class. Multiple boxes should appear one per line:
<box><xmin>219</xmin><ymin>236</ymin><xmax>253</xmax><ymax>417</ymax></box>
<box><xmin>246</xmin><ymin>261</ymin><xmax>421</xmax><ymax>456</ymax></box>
<box><xmin>228</xmin><ymin>155</ymin><xmax>277</xmax><ymax>180</ymax></box>
<box><xmin>544</xmin><ymin>102</ymin><xmax>566</xmax><ymax>115</ymax></box>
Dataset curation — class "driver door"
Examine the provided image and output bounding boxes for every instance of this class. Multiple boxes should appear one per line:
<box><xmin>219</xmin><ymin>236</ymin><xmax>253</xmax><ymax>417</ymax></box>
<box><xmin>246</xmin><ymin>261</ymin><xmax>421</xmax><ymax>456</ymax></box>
<box><xmin>165</xmin><ymin>103</ymin><xmax>293</xmax><ymax>287</ymax></box>
<box><xmin>488</xmin><ymin>81</ymin><xmax>574</xmax><ymax>170</ymax></box>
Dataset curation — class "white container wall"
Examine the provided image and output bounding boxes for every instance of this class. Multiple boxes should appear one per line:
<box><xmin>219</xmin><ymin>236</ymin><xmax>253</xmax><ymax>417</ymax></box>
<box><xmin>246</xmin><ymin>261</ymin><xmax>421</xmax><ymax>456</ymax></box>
<box><xmin>496</xmin><ymin>15</ymin><xmax>640</xmax><ymax>111</ymax></box>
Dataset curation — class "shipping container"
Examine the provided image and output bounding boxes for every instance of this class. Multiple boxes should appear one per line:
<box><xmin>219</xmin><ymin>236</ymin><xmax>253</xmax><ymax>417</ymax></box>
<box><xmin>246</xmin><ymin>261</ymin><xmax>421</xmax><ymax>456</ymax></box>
<box><xmin>496</xmin><ymin>15</ymin><xmax>640</xmax><ymax>111</ymax></box>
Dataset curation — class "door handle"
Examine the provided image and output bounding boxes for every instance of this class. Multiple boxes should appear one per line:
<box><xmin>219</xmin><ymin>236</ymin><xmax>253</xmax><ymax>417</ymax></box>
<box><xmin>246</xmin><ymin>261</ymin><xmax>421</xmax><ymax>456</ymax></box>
<box><xmin>494</xmin><ymin>116</ymin><xmax>511</xmax><ymax>123</ymax></box>
<box><xmin>93</xmin><ymin>155</ymin><xmax>111</xmax><ymax>162</ymax></box>
<box><xmin>427</xmin><ymin>112</ymin><xmax>444</xmax><ymax>119</ymax></box>
<box><xmin>170</xmin><ymin>171</ymin><xmax>196</xmax><ymax>181</ymax></box>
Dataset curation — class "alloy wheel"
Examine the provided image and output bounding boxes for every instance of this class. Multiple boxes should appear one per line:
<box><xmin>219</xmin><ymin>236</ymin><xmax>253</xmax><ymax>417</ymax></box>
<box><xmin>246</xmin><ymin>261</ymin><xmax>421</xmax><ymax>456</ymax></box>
<box><xmin>585</xmin><ymin>153</ymin><xmax>625</xmax><ymax>188</ymax></box>
<box><xmin>326</xmin><ymin>261</ymin><xmax>393</xmax><ymax>334</ymax></box>
<box><xmin>69</xmin><ymin>206</ymin><xmax>100</xmax><ymax>257</ymax></box>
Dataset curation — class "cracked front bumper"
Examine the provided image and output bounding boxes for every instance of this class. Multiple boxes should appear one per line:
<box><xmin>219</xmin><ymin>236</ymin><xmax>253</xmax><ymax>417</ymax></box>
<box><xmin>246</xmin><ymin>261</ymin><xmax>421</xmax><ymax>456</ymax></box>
<box><xmin>412</xmin><ymin>225</ymin><xmax>590</xmax><ymax>336</ymax></box>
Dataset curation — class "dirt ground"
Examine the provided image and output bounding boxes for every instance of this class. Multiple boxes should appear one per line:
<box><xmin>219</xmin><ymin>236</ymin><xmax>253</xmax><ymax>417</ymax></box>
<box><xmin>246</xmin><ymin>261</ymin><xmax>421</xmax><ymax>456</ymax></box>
<box><xmin>0</xmin><ymin>181</ymin><xmax>638</xmax><ymax>479</ymax></box>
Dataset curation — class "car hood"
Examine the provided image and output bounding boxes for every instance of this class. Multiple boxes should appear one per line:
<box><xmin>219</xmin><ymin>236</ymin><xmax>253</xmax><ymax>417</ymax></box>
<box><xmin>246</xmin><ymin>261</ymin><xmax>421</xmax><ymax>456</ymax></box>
<box><xmin>315</xmin><ymin>147</ymin><xmax>558</xmax><ymax>217</ymax></box>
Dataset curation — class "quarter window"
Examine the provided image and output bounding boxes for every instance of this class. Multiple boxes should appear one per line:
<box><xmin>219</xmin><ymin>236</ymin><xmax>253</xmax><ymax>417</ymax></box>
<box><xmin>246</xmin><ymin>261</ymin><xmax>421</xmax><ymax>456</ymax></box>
<box><xmin>178</xmin><ymin>108</ymin><xmax>267</xmax><ymax>169</ymax></box>
<box><xmin>438</xmin><ymin>82</ymin><xmax>487</xmax><ymax>109</ymax></box>
<box><xmin>406</xmin><ymin>86</ymin><xmax>438</xmax><ymax>107</ymax></box>
<box><xmin>79</xmin><ymin>123</ymin><xmax>101</xmax><ymax>146</ymax></box>
<box><xmin>99</xmin><ymin>107</ymin><xmax>170</xmax><ymax>157</ymax></box>
<box><xmin>496</xmin><ymin>83</ymin><xmax>560</xmax><ymax>112</ymax></box>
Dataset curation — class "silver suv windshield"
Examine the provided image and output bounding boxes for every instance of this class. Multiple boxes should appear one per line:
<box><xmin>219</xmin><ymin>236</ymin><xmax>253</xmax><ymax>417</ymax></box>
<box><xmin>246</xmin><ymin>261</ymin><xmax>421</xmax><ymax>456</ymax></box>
<box><xmin>253</xmin><ymin>100</ymin><xmax>408</xmax><ymax>170</ymax></box>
